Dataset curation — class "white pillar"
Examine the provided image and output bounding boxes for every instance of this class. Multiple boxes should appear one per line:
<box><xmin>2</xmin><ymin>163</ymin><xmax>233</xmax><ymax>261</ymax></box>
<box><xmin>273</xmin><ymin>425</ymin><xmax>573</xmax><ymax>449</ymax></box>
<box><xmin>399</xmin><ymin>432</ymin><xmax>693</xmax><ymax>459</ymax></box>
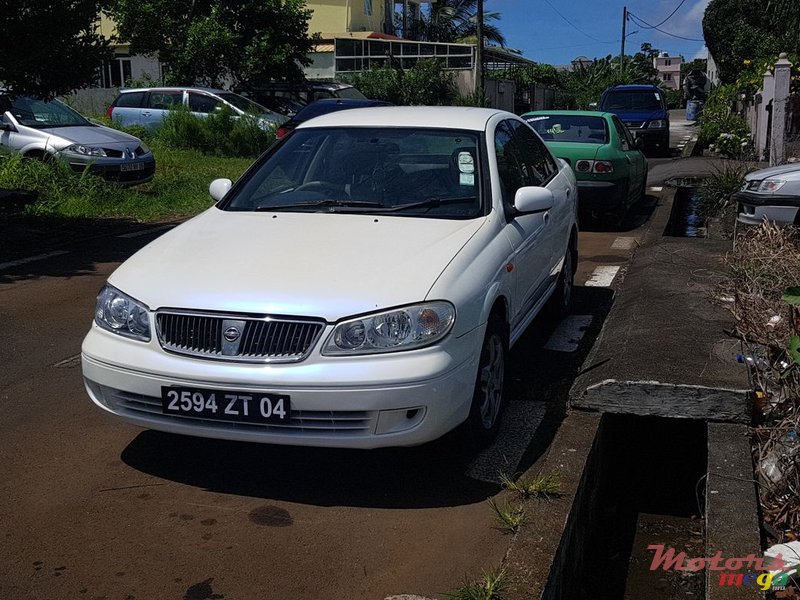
<box><xmin>771</xmin><ymin>52</ymin><xmax>792</xmax><ymax>166</ymax></box>
<box><xmin>758</xmin><ymin>70</ymin><xmax>774</xmax><ymax>161</ymax></box>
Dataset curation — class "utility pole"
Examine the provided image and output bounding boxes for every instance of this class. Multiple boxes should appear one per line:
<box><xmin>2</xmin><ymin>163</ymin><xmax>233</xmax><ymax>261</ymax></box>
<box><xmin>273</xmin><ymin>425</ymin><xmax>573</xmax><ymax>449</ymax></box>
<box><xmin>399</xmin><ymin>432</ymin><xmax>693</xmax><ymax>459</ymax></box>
<box><xmin>620</xmin><ymin>6</ymin><xmax>627</xmax><ymax>76</ymax></box>
<box><xmin>476</xmin><ymin>0</ymin><xmax>484</xmax><ymax>93</ymax></box>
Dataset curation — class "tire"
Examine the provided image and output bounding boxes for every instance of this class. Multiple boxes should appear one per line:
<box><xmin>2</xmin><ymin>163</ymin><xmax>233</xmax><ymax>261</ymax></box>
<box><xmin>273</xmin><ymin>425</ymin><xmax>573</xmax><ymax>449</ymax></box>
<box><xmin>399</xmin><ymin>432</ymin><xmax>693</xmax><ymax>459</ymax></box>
<box><xmin>546</xmin><ymin>239</ymin><xmax>576</xmax><ymax>319</ymax></box>
<box><xmin>467</xmin><ymin>316</ymin><xmax>507</xmax><ymax>446</ymax></box>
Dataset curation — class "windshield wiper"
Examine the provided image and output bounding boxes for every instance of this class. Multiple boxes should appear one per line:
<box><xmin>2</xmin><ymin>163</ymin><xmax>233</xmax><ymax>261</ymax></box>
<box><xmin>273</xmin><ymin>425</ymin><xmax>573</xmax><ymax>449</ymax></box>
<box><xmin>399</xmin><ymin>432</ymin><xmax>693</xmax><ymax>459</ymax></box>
<box><xmin>383</xmin><ymin>196</ymin><xmax>478</xmax><ymax>212</ymax></box>
<box><xmin>254</xmin><ymin>199</ymin><xmax>386</xmax><ymax>212</ymax></box>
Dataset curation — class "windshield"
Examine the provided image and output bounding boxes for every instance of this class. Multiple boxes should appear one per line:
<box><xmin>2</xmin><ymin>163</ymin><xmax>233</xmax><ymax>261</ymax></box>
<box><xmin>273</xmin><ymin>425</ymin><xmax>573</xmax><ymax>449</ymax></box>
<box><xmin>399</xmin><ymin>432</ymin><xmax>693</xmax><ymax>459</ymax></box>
<box><xmin>525</xmin><ymin>114</ymin><xmax>609</xmax><ymax>144</ymax></box>
<box><xmin>224</xmin><ymin>127</ymin><xmax>482</xmax><ymax>219</ymax></box>
<box><xmin>217</xmin><ymin>92</ymin><xmax>275</xmax><ymax>116</ymax></box>
<box><xmin>335</xmin><ymin>87</ymin><xmax>367</xmax><ymax>100</ymax></box>
<box><xmin>601</xmin><ymin>90</ymin><xmax>664</xmax><ymax>111</ymax></box>
<box><xmin>6</xmin><ymin>96</ymin><xmax>90</xmax><ymax>128</ymax></box>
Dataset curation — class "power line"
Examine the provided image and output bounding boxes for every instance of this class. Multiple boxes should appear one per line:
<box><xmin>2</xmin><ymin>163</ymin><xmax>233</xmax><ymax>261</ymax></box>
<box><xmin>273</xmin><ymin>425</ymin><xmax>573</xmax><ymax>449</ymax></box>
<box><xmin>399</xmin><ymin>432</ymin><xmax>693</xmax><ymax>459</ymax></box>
<box><xmin>641</xmin><ymin>0</ymin><xmax>688</xmax><ymax>29</ymax></box>
<box><xmin>627</xmin><ymin>12</ymin><xmax>705</xmax><ymax>42</ymax></box>
<box><xmin>541</xmin><ymin>0</ymin><xmax>614</xmax><ymax>44</ymax></box>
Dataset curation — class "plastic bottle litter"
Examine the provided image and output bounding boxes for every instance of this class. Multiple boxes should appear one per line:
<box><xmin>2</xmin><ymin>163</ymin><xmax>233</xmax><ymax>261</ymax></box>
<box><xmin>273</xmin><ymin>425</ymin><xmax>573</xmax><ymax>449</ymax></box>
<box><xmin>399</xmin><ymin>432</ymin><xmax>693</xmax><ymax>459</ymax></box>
<box><xmin>737</xmin><ymin>353</ymin><xmax>769</xmax><ymax>368</ymax></box>
<box><xmin>760</xmin><ymin>429</ymin><xmax>798</xmax><ymax>484</ymax></box>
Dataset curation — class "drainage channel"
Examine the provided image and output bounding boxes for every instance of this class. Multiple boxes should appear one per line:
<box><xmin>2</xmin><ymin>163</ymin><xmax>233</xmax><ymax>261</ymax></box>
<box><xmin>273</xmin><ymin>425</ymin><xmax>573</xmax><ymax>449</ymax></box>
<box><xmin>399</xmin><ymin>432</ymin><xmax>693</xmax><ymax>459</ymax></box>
<box><xmin>665</xmin><ymin>186</ymin><xmax>705</xmax><ymax>238</ymax></box>
<box><xmin>579</xmin><ymin>415</ymin><xmax>708</xmax><ymax>599</ymax></box>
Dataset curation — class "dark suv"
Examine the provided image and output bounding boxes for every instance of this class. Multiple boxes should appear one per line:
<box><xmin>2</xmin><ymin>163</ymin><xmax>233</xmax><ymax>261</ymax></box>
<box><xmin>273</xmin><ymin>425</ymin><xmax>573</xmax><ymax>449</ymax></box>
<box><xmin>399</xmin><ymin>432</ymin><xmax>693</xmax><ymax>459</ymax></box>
<box><xmin>599</xmin><ymin>85</ymin><xmax>670</xmax><ymax>155</ymax></box>
<box><xmin>245</xmin><ymin>81</ymin><xmax>367</xmax><ymax>116</ymax></box>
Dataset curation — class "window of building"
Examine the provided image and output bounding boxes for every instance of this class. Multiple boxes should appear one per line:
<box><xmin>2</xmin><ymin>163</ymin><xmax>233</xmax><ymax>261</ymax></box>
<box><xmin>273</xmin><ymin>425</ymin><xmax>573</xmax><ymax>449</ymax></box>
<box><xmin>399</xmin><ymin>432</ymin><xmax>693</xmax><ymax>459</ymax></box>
<box><xmin>665</xmin><ymin>59</ymin><xmax>672</xmax><ymax>66</ymax></box>
<box><xmin>664</xmin><ymin>73</ymin><xmax>672</xmax><ymax>81</ymax></box>
<box><xmin>335</xmin><ymin>38</ymin><xmax>474</xmax><ymax>73</ymax></box>
<box><xmin>100</xmin><ymin>57</ymin><xmax>132</xmax><ymax>88</ymax></box>
<box><xmin>364</xmin><ymin>0</ymin><xmax>372</xmax><ymax>16</ymax></box>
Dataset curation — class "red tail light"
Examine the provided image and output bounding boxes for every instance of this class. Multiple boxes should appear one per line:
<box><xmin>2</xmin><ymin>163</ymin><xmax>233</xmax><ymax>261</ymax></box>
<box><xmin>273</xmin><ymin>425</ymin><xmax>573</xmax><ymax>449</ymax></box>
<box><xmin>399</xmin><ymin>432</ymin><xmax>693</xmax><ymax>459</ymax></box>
<box><xmin>593</xmin><ymin>161</ymin><xmax>613</xmax><ymax>174</ymax></box>
<box><xmin>105</xmin><ymin>105</ymin><xmax>113</xmax><ymax>120</ymax></box>
<box><xmin>276</xmin><ymin>127</ymin><xmax>288</xmax><ymax>139</ymax></box>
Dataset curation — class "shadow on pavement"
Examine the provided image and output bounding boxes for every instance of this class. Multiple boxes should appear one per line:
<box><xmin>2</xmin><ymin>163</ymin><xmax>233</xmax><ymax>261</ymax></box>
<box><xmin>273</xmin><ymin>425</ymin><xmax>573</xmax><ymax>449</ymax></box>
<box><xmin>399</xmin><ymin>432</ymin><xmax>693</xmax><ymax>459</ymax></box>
<box><xmin>121</xmin><ymin>285</ymin><xmax>616</xmax><ymax>508</ymax></box>
<box><xmin>578</xmin><ymin>194</ymin><xmax>658</xmax><ymax>234</ymax></box>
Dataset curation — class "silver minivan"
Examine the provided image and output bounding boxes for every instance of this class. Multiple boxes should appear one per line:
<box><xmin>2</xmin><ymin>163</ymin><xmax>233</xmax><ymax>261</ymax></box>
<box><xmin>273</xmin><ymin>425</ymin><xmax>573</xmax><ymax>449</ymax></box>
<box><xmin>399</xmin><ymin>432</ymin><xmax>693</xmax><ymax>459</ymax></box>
<box><xmin>108</xmin><ymin>87</ymin><xmax>287</xmax><ymax>130</ymax></box>
<box><xmin>1</xmin><ymin>93</ymin><xmax>155</xmax><ymax>185</ymax></box>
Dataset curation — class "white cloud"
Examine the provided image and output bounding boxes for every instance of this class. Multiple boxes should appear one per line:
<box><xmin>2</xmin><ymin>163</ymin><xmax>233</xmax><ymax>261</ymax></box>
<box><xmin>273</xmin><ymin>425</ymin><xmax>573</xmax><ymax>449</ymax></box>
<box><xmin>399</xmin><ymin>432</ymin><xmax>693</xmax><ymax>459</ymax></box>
<box><xmin>692</xmin><ymin>45</ymin><xmax>709</xmax><ymax>60</ymax></box>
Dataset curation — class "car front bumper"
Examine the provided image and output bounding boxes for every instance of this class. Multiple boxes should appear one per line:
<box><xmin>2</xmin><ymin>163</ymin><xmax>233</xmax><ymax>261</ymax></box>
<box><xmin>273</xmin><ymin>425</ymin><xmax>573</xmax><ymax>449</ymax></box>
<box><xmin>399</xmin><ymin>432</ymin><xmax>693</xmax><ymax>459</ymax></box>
<box><xmin>81</xmin><ymin>324</ymin><xmax>482</xmax><ymax>449</ymax></box>
<box><xmin>628</xmin><ymin>127</ymin><xmax>669</xmax><ymax>151</ymax></box>
<box><xmin>66</xmin><ymin>156</ymin><xmax>156</xmax><ymax>185</ymax></box>
<box><xmin>732</xmin><ymin>190</ymin><xmax>800</xmax><ymax>225</ymax></box>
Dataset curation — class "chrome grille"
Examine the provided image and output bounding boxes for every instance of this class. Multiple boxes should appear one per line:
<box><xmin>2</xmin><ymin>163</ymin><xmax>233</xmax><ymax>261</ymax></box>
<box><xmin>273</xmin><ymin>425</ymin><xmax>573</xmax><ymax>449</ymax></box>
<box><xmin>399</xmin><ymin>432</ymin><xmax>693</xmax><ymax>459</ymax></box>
<box><xmin>110</xmin><ymin>388</ymin><xmax>373</xmax><ymax>434</ymax></box>
<box><xmin>625</xmin><ymin>121</ymin><xmax>644</xmax><ymax>129</ymax></box>
<box><xmin>155</xmin><ymin>311</ymin><xmax>325</xmax><ymax>363</ymax></box>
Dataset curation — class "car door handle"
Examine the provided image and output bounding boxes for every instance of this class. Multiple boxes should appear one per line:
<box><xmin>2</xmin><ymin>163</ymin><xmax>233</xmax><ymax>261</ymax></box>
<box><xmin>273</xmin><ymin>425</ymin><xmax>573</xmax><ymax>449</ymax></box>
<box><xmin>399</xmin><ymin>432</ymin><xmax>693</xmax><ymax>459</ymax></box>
<box><xmin>142</xmin><ymin>111</ymin><xmax>151</xmax><ymax>117</ymax></box>
<box><xmin>626</xmin><ymin>156</ymin><xmax>632</xmax><ymax>164</ymax></box>
<box><xmin>544</xmin><ymin>211</ymin><xmax>550</xmax><ymax>223</ymax></box>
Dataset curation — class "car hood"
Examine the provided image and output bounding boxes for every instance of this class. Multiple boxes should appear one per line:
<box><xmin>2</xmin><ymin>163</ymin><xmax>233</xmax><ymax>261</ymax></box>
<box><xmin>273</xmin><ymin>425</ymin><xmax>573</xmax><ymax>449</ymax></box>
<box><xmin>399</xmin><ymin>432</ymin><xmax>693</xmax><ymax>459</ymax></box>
<box><xmin>109</xmin><ymin>209</ymin><xmax>487</xmax><ymax>321</ymax></box>
<box><xmin>607</xmin><ymin>109</ymin><xmax>665</xmax><ymax>123</ymax></box>
<box><xmin>744</xmin><ymin>162</ymin><xmax>800</xmax><ymax>181</ymax></box>
<box><xmin>42</xmin><ymin>124</ymin><xmax>142</xmax><ymax>148</ymax></box>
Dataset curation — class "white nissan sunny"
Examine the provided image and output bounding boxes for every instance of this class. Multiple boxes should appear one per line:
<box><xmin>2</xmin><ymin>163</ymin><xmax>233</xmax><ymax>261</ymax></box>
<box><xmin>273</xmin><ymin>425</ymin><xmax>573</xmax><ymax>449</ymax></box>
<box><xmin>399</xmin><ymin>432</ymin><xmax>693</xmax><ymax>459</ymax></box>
<box><xmin>81</xmin><ymin>107</ymin><xmax>578</xmax><ymax>449</ymax></box>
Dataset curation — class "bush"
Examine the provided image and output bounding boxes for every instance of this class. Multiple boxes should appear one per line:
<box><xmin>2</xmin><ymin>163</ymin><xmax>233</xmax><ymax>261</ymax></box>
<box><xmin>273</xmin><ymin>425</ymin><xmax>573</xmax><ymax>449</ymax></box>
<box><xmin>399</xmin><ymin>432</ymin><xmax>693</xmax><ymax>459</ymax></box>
<box><xmin>697</xmin><ymin>84</ymin><xmax>753</xmax><ymax>156</ymax></box>
<box><xmin>698</xmin><ymin>161</ymin><xmax>749</xmax><ymax>218</ymax></box>
<box><xmin>345</xmin><ymin>59</ymin><xmax>457</xmax><ymax>105</ymax></box>
<box><xmin>155</xmin><ymin>107</ymin><xmax>275</xmax><ymax>158</ymax></box>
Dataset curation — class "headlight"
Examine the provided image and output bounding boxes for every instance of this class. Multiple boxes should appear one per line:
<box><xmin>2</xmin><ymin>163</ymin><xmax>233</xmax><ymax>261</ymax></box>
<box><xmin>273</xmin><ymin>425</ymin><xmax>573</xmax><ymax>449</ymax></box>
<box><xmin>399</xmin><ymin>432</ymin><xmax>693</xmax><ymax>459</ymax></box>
<box><xmin>322</xmin><ymin>301</ymin><xmax>455</xmax><ymax>355</ymax></box>
<box><xmin>758</xmin><ymin>179</ymin><xmax>786</xmax><ymax>192</ymax></box>
<box><xmin>94</xmin><ymin>285</ymin><xmax>151</xmax><ymax>341</ymax></box>
<box><xmin>647</xmin><ymin>120</ymin><xmax>667</xmax><ymax>129</ymax></box>
<box><xmin>138</xmin><ymin>141</ymin><xmax>151</xmax><ymax>154</ymax></box>
<box><xmin>65</xmin><ymin>144</ymin><xmax>107</xmax><ymax>157</ymax></box>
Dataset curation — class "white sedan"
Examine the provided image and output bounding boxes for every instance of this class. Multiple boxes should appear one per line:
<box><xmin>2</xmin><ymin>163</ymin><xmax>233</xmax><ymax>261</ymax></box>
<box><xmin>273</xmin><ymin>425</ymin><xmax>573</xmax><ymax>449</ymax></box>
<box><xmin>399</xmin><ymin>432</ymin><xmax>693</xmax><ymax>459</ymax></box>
<box><xmin>81</xmin><ymin>107</ymin><xmax>578</xmax><ymax>448</ymax></box>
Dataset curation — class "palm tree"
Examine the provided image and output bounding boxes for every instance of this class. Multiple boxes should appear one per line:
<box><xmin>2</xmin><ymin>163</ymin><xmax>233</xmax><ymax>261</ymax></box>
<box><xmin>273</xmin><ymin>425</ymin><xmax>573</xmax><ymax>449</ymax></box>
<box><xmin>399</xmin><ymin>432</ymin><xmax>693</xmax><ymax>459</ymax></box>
<box><xmin>410</xmin><ymin>0</ymin><xmax>506</xmax><ymax>47</ymax></box>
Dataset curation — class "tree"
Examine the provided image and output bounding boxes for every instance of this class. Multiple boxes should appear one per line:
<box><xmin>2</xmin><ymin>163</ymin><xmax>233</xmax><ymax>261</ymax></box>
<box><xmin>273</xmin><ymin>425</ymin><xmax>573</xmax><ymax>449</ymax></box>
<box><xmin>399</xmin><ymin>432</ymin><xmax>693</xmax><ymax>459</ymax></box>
<box><xmin>109</xmin><ymin>0</ymin><xmax>316</xmax><ymax>89</ymax></box>
<box><xmin>0</xmin><ymin>0</ymin><xmax>111</xmax><ymax>98</ymax></box>
<box><xmin>703</xmin><ymin>0</ymin><xmax>798</xmax><ymax>83</ymax></box>
<box><xmin>410</xmin><ymin>0</ymin><xmax>506</xmax><ymax>47</ymax></box>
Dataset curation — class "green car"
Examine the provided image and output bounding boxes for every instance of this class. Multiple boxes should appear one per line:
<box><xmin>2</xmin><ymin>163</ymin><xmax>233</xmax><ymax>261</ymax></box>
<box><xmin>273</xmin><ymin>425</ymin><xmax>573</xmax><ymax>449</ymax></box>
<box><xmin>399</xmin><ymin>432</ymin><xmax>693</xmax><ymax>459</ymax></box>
<box><xmin>522</xmin><ymin>110</ymin><xmax>648</xmax><ymax>223</ymax></box>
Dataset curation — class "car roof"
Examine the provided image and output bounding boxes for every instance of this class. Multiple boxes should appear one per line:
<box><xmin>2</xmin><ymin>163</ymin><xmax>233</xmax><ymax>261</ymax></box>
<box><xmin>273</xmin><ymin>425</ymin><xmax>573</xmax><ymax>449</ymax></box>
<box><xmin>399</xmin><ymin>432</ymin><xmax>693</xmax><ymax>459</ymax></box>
<box><xmin>119</xmin><ymin>87</ymin><xmax>230</xmax><ymax>94</ymax></box>
<box><xmin>605</xmin><ymin>84</ymin><xmax>663</xmax><ymax>91</ymax></box>
<box><xmin>295</xmin><ymin>106</ymin><xmax>507</xmax><ymax>131</ymax></box>
<box><xmin>292</xmin><ymin>98</ymin><xmax>393</xmax><ymax>121</ymax></box>
<box><xmin>523</xmin><ymin>110</ymin><xmax>615</xmax><ymax>118</ymax></box>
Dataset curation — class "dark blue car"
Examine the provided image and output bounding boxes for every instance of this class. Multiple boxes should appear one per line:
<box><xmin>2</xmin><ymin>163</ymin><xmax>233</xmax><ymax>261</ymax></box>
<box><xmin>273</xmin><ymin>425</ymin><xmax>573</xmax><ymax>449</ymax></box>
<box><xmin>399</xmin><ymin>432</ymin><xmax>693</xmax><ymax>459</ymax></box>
<box><xmin>276</xmin><ymin>98</ymin><xmax>393</xmax><ymax>139</ymax></box>
<box><xmin>599</xmin><ymin>85</ymin><xmax>670</xmax><ymax>156</ymax></box>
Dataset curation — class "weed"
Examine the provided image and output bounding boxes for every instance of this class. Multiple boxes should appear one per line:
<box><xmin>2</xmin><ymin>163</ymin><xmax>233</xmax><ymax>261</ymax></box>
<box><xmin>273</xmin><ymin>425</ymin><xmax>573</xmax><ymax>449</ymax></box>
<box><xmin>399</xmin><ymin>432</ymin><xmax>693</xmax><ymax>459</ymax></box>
<box><xmin>698</xmin><ymin>161</ymin><xmax>752</xmax><ymax>219</ymax></box>
<box><xmin>499</xmin><ymin>471</ymin><xmax>562</xmax><ymax>499</ymax></box>
<box><xmin>441</xmin><ymin>568</ymin><xmax>507</xmax><ymax>600</ymax></box>
<box><xmin>487</xmin><ymin>498</ymin><xmax>527</xmax><ymax>533</ymax></box>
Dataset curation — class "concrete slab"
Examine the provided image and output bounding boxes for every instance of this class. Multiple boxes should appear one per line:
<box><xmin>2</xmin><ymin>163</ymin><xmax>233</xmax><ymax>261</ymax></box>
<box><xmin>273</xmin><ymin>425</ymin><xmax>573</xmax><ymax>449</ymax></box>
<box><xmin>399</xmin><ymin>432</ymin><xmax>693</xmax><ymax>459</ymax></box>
<box><xmin>570</xmin><ymin>189</ymin><xmax>751</xmax><ymax>422</ymax></box>
<box><xmin>705</xmin><ymin>423</ymin><xmax>762</xmax><ymax>599</ymax></box>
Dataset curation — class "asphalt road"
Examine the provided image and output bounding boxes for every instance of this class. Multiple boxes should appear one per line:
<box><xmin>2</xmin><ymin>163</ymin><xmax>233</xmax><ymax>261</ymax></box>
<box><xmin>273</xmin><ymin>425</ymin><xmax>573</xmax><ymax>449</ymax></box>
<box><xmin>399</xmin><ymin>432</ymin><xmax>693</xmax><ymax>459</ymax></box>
<box><xmin>0</xmin><ymin>127</ymin><xmax>691</xmax><ymax>599</ymax></box>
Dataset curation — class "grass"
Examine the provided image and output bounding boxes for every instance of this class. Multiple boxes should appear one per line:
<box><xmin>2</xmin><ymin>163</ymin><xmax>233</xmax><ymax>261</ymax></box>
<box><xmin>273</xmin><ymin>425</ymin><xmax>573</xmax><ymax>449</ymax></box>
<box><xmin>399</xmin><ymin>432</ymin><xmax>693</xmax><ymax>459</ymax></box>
<box><xmin>487</xmin><ymin>498</ymin><xmax>528</xmax><ymax>533</ymax></box>
<box><xmin>441</xmin><ymin>568</ymin><xmax>507</xmax><ymax>600</ymax></box>
<box><xmin>499</xmin><ymin>471</ymin><xmax>562</xmax><ymax>500</ymax></box>
<box><xmin>698</xmin><ymin>160</ymin><xmax>752</xmax><ymax>219</ymax></box>
<box><xmin>0</xmin><ymin>142</ymin><xmax>252</xmax><ymax>221</ymax></box>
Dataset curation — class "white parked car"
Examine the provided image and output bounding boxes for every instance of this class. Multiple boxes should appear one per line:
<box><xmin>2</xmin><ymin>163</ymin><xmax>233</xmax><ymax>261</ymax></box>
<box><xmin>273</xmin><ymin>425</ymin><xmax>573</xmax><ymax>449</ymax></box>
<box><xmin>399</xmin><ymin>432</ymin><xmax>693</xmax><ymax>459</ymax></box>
<box><xmin>734</xmin><ymin>162</ymin><xmax>800</xmax><ymax>225</ymax></box>
<box><xmin>81</xmin><ymin>107</ymin><xmax>578</xmax><ymax>448</ymax></box>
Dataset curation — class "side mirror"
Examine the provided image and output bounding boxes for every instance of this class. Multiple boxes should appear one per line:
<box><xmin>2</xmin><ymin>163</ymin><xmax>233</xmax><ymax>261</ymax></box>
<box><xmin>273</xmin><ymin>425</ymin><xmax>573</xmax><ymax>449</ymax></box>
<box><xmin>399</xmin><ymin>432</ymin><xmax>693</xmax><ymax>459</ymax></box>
<box><xmin>634</xmin><ymin>136</ymin><xmax>644</xmax><ymax>150</ymax></box>
<box><xmin>588</xmin><ymin>102</ymin><xmax>599</xmax><ymax>110</ymax></box>
<box><xmin>209</xmin><ymin>178</ymin><xmax>232</xmax><ymax>201</ymax></box>
<box><xmin>514</xmin><ymin>186</ymin><xmax>554</xmax><ymax>215</ymax></box>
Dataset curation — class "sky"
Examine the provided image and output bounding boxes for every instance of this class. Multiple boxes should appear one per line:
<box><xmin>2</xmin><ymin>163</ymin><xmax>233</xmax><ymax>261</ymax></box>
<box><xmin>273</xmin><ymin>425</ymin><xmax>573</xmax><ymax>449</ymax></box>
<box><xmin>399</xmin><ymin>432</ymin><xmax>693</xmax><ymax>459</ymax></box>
<box><xmin>489</xmin><ymin>0</ymin><xmax>710</xmax><ymax>65</ymax></box>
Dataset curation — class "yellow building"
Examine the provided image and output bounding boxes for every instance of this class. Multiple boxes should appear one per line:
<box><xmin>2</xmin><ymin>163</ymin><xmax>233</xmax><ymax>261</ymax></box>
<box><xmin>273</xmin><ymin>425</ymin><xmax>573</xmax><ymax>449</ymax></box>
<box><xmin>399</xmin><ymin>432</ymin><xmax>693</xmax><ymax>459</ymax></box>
<box><xmin>307</xmin><ymin>0</ymin><xmax>394</xmax><ymax>38</ymax></box>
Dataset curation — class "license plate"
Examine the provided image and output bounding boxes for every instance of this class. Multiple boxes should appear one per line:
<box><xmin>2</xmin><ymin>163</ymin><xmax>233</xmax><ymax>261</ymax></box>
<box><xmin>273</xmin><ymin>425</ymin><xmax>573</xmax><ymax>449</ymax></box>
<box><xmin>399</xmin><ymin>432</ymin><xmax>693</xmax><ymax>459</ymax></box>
<box><xmin>120</xmin><ymin>162</ymin><xmax>145</xmax><ymax>172</ymax></box>
<box><xmin>161</xmin><ymin>387</ymin><xmax>290</xmax><ymax>424</ymax></box>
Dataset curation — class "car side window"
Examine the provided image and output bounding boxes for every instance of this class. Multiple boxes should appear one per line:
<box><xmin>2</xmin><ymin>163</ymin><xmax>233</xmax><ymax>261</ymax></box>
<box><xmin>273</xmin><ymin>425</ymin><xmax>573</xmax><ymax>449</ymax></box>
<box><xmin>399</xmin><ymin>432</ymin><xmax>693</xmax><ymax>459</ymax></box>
<box><xmin>115</xmin><ymin>92</ymin><xmax>146</xmax><ymax>108</ymax></box>
<box><xmin>188</xmin><ymin>92</ymin><xmax>221</xmax><ymax>114</ymax></box>
<box><xmin>611</xmin><ymin>116</ymin><xmax>632</xmax><ymax>150</ymax></box>
<box><xmin>147</xmin><ymin>91</ymin><xmax>183</xmax><ymax>110</ymax></box>
<box><xmin>509</xmin><ymin>120</ymin><xmax>557</xmax><ymax>186</ymax></box>
<box><xmin>494</xmin><ymin>120</ymin><xmax>525</xmax><ymax>207</ymax></box>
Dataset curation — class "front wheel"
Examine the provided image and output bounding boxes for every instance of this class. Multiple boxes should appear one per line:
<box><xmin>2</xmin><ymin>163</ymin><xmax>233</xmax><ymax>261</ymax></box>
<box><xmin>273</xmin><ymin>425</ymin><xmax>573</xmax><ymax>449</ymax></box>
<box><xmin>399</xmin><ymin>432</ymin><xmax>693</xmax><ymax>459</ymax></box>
<box><xmin>467</xmin><ymin>317</ymin><xmax>507</xmax><ymax>446</ymax></box>
<box><xmin>546</xmin><ymin>241</ymin><xmax>576</xmax><ymax>319</ymax></box>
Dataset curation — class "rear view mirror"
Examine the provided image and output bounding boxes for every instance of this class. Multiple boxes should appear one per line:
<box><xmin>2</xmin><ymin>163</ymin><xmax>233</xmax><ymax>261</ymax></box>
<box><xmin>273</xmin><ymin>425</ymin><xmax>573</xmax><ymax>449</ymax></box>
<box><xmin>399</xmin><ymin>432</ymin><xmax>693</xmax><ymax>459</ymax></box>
<box><xmin>588</xmin><ymin>102</ymin><xmax>599</xmax><ymax>110</ymax></box>
<box><xmin>209</xmin><ymin>178</ymin><xmax>232</xmax><ymax>201</ymax></box>
<box><xmin>514</xmin><ymin>186</ymin><xmax>554</xmax><ymax>215</ymax></box>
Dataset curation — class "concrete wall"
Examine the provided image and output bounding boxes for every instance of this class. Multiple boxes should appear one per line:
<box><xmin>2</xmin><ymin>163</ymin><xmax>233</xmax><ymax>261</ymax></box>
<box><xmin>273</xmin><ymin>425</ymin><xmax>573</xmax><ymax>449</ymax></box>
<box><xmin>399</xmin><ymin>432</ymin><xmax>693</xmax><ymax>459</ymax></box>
<box><xmin>485</xmin><ymin>78</ymin><xmax>515</xmax><ymax>112</ymax></box>
<box><xmin>63</xmin><ymin>88</ymin><xmax>119</xmax><ymax>116</ymax></box>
